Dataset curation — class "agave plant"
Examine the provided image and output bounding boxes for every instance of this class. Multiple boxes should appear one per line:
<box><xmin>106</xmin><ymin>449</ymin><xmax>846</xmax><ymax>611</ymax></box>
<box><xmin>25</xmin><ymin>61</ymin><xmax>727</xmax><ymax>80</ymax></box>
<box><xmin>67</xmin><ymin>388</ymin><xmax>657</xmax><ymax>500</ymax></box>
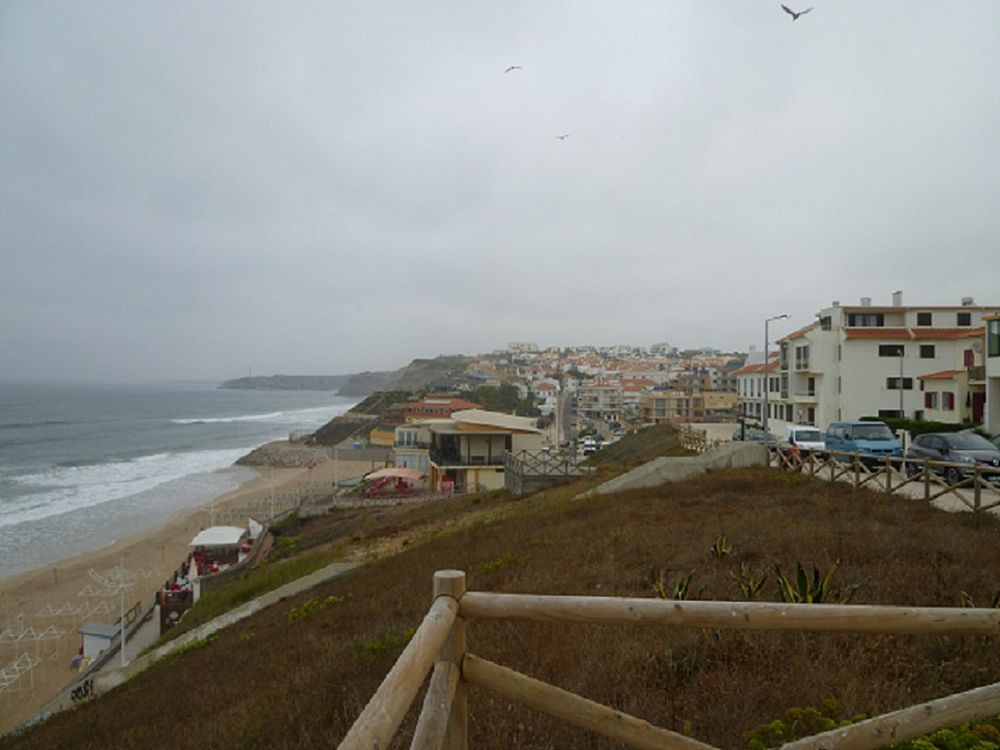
<box><xmin>709</xmin><ymin>533</ymin><xmax>733</xmax><ymax>560</ymax></box>
<box><xmin>774</xmin><ymin>561</ymin><xmax>857</xmax><ymax>604</ymax></box>
<box><xmin>650</xmin><ymin>568</ymin><xmax>695</xmax><ymax>600</ymax></box>
<box><xmin>731</xmin><ymin>563</ymin><xmax>768</xmax><ymax>600</ymax></box>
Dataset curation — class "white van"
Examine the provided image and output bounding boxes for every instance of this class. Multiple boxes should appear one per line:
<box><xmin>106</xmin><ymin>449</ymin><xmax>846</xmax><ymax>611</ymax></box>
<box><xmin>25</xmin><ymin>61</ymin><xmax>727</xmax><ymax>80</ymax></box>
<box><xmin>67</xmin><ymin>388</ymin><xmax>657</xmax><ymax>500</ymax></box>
<box><xmin>784</xmin><ymin>425</ymin><xmax>826</xmax><ymax>455</ymax></box>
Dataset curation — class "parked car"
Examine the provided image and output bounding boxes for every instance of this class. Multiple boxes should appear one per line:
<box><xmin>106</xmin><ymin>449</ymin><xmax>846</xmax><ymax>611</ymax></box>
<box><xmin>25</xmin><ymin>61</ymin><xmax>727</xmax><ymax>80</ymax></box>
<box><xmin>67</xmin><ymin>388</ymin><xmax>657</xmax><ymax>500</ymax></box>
<box><xmin>825</xmin><ymin>421</ymin><xmax>902</xmax><ymax>465</ymax></box>
<box><xmin>904</xmin><ymin>432</ymin><xmax>1000</xmax><ymax>484</ymax></box>
<box><xmin>780</xmin><ymin>425</ymin><xmax>827</xmax><ymax>458</ymax></box>
<box><xmin>731</xmin><ymin>427</ymin><xmax>778</xmax><ymax>445</ymax></box>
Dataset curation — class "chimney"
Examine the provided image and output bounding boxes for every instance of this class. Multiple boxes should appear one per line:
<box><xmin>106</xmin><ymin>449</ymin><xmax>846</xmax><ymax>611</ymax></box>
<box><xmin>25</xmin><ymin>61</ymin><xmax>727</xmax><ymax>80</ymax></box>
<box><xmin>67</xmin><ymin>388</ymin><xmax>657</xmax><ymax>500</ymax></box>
<box><xmin>892</xmin><ymin>290</ymin><xmax>903</xmax><ymax>307</ymax></box>
<box><xmin>860</xmin><ymin>297</ymin><xmax>872</xmax><ymax>307</ymax></box>
<box><xmin>831</xmin><ymin>300</ymin><xmax>840</xmax><ymax>307</ymax></box>
<box><xmin>961</xmin><ymin>296</ymin><xmax>974</xmax><ymax>307</ymax></box>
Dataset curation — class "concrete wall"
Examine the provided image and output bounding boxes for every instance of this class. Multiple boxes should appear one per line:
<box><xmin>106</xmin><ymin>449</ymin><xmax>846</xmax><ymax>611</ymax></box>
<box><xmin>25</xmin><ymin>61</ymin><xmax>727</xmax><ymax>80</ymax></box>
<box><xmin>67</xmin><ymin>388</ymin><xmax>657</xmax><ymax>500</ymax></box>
<box><xmin>579</xmin><ymin>441</ymin><xmax>767</xmax><ymax>498</ymax></box>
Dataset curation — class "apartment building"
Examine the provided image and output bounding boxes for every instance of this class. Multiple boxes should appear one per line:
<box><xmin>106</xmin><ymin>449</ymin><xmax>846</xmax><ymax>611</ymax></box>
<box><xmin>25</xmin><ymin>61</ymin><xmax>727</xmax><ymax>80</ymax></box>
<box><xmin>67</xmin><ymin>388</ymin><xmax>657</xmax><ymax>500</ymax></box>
<box><xmin>734</xmin><ymin>358</ymin><xmax>779</xmax><ymax>424</ymax></box>
<box><xmin>765</xmin><ymin>293</ymin><xmax>998</xmax><ymax>435</ymax></box>
<box><xmin>576</xmin><ymin>382</ymin><xmax>624</xmax><ymax>423</ymax></box>
<box><xmin>986</xmin><ymin>315</ymin><xmax>1000</xmax><ymax>434</ymax></box>
<box><xmin>639</xmin><ymin>390</ymin><xmax>739</xmax><ymax>424</ymax></box>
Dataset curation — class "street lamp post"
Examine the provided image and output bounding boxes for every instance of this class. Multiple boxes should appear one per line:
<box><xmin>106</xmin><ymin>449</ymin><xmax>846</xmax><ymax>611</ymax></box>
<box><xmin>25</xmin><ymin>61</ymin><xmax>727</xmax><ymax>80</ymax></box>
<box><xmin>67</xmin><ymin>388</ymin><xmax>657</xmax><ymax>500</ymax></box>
<box><xmin>763</xmin><ymin>314</ymin><xmax>790</xmax><ymax>435</ymax></box>
<box><xmin>899</xmin><ymin>346</ymin><xmax>904</xmax><ymax>418</ymax></box>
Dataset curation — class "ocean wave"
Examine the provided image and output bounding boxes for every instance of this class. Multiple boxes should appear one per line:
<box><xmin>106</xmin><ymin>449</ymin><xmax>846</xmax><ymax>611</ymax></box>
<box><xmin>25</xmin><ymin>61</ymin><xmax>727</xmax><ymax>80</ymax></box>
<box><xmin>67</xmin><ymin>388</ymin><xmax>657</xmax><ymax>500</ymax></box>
<box><xmin>0</xmin><ymin>447</ymin><xmax>251</xmax><ymax>529</ymax></box>
<box><xmin>0</xmin><ymin>419</ymin><xmax>76</xmax><ymax>431</ymax></box>
<box><xmin>171</xmin><ymin>403</ymin><xmax>352</xmax><ymax>426</ymax></box>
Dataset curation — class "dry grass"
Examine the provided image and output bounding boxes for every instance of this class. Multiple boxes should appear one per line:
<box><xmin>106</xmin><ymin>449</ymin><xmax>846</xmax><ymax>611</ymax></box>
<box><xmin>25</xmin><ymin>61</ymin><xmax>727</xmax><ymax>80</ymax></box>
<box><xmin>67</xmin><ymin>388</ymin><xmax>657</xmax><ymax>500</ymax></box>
<box><xmin>6</xmin><ymin>468</ymin><xmax>1000</xmax><ymax>749</ymax></box>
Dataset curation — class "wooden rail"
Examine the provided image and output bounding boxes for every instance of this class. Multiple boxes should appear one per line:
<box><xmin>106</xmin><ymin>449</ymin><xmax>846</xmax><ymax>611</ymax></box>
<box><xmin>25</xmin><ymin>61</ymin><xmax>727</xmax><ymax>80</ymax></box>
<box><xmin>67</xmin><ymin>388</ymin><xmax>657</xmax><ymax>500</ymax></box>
<box><xmin>337</xmin><ymin>570</ymin><xmax>1000</xmax><ymax>750</ymax></box>
<box><xmin>769</xmin><ymin>448</ymin><xmax>1000</xmax><ymax>513</ymax></box>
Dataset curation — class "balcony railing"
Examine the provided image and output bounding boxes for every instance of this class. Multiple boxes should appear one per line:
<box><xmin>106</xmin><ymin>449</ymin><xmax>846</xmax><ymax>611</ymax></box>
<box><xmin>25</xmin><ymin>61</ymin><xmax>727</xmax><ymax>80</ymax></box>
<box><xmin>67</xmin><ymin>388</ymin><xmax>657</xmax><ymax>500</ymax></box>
<box><xmin>430</xmin><ymin>450</ymin><xmax>504</xmax><ymax>467</ymax></box>
<box><xmin>968</xmin><ymin>365</ymin><xmax>986</xmax><ymax>381</ymax></box>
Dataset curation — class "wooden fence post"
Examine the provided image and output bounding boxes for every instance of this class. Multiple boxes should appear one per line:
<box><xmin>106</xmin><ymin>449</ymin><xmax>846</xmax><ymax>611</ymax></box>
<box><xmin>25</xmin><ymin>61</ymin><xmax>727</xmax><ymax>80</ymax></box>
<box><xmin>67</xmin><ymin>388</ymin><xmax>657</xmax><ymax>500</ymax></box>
<box><xmin>436</xmin><ymin>570</ymin><xmax>467</xmax><ymax>750</ymax></box>
<box><xmin>974</xmin><ymin>465</ymin><xmax>982</xmax><ymax>513</ymax></box>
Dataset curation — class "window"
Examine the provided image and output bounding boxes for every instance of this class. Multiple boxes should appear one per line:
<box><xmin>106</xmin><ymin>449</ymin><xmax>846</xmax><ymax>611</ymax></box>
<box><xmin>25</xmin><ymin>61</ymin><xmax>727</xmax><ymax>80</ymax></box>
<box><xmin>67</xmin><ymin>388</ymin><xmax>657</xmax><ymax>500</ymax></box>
<box><xmin>990</xmin><ymin>320</ymin><xmax>1000</xmax><ymax>357</ymax></box>
<box><xmin>848</xmin><ymin>313</ymin><xmax>884</xmax><ymax>327</ymax></box>
<box><xmin>886</xmin><ymin>377</ymin><xmax>913</xmax><ymax>390</ymax></box>
<box><xmin>879</xmin><ymin>344</ymin><xmax>904</xmax><ymax>357</ymax></box>
<box><xmin>925</xmin><ymin>392</ymin><xmax>939</xmax><ymax>409</ymax></box>
<box><xmin>916</xmin><ymin>312</ymin><xmax>932</xmax><ymax>326</ymax></box>
<box><xmin>785</xmin><ymin>405</ymin><xmax>793</xmax><ymax>421</ymax></box>
<box><xmin>837</xmin><ymin>376</ymin><xmax>841</xmax><ymax>393</ymax></box>
<box><xmin>819</xmin><ymin>316</ymin><xmax>832</xmax><ymax>331</ymax></box>
<box><xmin>957</xmin><ymin>312</ymin><xmax>972</xmax><ymax>327</ymax></box>
<box><xmin>807</xmin><ymin>377</ymin><xmax>815</xmax><ymax>396</ymax></box>
<box><xmin>919</xmin><ymin>344</ymin><xmax>935</xmax><ymax>359</ymax></box>
<box><xmin>794</xmin><ymin>345</ymin><xmax>810</xmax><ymax>369</ymax></box>
<box><xmin>943</xmin><ymin>392</ymin><xmax>955</xmax><ymax>410</ymax></box>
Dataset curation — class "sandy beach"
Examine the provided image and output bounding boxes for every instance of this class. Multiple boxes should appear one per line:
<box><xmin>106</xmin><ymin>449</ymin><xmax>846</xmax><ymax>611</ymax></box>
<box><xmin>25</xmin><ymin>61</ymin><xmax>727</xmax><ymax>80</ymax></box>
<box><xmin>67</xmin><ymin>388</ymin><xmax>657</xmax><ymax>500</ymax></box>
<box><xmin>0</xmin><ymin>445</ymin><xmax>374</xmax><ymax>734</ymax></box>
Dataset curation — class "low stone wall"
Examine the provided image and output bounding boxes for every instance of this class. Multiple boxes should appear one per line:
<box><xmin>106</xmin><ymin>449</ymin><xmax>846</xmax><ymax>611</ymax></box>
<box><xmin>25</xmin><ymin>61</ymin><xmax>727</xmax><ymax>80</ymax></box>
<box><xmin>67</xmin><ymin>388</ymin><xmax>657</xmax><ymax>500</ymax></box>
<box><xmin>578</xmin><ymin>442</ymin><xmax>767</xmax><ymax>498</ymax></box>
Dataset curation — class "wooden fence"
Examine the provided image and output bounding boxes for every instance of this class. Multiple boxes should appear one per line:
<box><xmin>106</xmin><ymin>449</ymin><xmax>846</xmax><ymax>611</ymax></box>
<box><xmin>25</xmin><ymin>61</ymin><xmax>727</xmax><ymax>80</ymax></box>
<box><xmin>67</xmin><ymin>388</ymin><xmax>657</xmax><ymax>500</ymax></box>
<box><xmin>770</xmin><ymin>448</ymin><xmax>1000</xmax><ymax>514</ymax></box>
<box><xmin>677</xmin><ymin>426</ymin><xmax>721</xmax><ymax>455</ymax></box>
<box><xmin>338</xmin><ymin>570</ymin><xmax>1000</xmax><ymax>750</ymax></box>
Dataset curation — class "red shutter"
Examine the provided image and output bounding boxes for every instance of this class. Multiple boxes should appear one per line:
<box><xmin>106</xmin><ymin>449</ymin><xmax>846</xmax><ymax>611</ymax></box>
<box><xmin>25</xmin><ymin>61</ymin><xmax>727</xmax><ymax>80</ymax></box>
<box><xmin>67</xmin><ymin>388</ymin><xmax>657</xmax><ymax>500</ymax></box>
<box><xmin>964</xmin><ymin>349</ymin><xmax>975</xmax><ymax>367</ymax></box>
<box><xmin>925</xmin><ymin>392</ymin><xmax>933</xmax><ymax>408</ymax></box>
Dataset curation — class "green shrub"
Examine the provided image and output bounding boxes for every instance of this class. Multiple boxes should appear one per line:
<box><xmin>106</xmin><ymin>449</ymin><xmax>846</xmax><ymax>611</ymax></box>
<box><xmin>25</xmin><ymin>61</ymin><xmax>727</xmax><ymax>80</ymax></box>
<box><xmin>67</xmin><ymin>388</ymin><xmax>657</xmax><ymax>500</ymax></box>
<box><xmin>356</xmin><ymin>627</ymin><xmax>417</xmax><ymax>658</ymax></box>
<box><xmin>478</xmin><ymin>554</ymin><xmax>523</xmax><ymax>574</ymax></box>
<box><xmin>747</xmin><ymin>702</ymin><xmax>1000</xmax><ymax>750</ymax></box>
<box><xmin>287</xmin><ymin>593</ymin><xmax>350</xmax><ymax>624</ymax></box>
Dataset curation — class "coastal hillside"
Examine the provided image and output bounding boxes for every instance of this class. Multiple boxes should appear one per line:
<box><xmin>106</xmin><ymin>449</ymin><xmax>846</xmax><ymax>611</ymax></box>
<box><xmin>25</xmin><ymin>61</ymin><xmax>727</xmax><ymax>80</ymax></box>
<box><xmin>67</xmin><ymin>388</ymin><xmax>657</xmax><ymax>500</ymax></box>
<box><xmin>219</xmin><ymin>355</ymin><xmax>473</xmax><ymax>397</ymax></box>
<box><xmin>7</xmin><ymin>466</ymin><xmax>1000</xmax><ymax>749</ymax></box>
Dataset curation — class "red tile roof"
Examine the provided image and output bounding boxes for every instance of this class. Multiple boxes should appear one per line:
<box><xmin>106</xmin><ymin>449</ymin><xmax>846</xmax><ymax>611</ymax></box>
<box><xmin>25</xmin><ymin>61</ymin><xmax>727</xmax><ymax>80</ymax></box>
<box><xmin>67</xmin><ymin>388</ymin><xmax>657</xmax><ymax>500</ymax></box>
<box><xmin>777</xmin><ymin>323</ymin><xmax>817</xmax><ymax>343</ymax></box>
<box><xmin>844</xmin><ymin>327</ymin><xmax>984</xmax><ymax>340</ymax></box>
<box><xmin>917</xmin><ymin>369</ymin><xmax>964</xmax><ymax>381</ymax></box>
<box><xmin>910</xmin><ymin>327</ymin><xmax>984</xmax><ymax>340</ymax></box>
<box><xmin>843</xmin><ymin>328</ymin><xmax>910</xmax><ymax>340</ymax></box>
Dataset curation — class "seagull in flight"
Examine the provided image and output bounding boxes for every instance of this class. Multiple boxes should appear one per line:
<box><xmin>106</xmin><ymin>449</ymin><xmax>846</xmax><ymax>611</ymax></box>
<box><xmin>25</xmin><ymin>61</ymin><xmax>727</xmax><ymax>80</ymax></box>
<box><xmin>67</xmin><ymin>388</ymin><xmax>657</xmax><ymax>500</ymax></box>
<box><xmin>555</xmin><ymin>134</ymin><xmax>570</xmax><ymax>140</ymax></box>
<box><xmin>781</xmin><ymin>4</ymin><xmax>813</xmax><ymax>20</ymax></box>
<box><xmin>504</xmin><ymin>65</ymin><xmax>522</xmax><ymax>73</ymax></box>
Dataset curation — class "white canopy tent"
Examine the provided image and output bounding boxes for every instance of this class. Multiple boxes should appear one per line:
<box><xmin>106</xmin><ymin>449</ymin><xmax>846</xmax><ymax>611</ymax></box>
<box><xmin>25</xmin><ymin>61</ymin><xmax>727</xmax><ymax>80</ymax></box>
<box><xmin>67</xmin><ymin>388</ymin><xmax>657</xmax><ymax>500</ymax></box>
<box><xmin>189</xmin><ymin>526</ymin><xmax>246</xmax><ymax>547</ymax></box>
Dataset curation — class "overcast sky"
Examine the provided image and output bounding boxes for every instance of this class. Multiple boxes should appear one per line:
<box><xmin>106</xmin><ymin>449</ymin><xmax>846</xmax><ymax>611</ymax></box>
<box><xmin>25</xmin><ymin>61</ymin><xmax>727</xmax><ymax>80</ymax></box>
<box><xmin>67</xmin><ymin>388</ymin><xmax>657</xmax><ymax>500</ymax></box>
<box><xmin>2</xmin><ymin>2</ymin><xmax>999</xmax><ymax>382</ymax></box>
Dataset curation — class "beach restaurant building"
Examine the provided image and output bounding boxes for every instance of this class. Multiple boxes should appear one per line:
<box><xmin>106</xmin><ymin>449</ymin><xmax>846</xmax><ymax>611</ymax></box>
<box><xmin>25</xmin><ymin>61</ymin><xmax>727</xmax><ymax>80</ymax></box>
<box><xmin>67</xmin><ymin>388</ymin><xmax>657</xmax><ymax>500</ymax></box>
<box><xmin>429</xmin><ymin>409</ymin><xmax>543</xmax><ymax>493</ymax></box>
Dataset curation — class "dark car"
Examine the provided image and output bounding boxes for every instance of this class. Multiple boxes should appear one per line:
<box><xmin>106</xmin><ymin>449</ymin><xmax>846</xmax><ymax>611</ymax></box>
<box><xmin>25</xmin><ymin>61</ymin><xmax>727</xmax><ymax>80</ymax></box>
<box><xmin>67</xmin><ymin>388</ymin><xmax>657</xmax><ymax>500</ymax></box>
<box><xmin>731</xmin><ymin>427</ymin><xmax>778</xmax><ymax>446</ymax></box>
<box><xmin>904</xmin><ymin>432</ymin><xmax>1000</xmax><ymax>484</ymax></box>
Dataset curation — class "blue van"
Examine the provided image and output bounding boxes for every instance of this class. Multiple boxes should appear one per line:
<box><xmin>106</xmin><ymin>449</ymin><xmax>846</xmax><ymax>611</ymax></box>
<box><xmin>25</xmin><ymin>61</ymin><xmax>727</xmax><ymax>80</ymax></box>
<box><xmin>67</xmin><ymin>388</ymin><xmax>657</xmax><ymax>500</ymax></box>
<box><xmin>825</xmin><ymin>421</ymin><xmax>902</xmax><ymax>463</ymax></box>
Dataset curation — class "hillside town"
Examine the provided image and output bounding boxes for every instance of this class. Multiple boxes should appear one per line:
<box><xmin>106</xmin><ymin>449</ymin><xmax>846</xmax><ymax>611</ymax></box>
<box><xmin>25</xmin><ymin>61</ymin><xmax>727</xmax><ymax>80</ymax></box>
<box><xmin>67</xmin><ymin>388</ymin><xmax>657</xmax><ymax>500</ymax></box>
<box><xmin>353</xmin><ymin>292</ymin><xmax>1000</xmax><ymax>453</ymax></box>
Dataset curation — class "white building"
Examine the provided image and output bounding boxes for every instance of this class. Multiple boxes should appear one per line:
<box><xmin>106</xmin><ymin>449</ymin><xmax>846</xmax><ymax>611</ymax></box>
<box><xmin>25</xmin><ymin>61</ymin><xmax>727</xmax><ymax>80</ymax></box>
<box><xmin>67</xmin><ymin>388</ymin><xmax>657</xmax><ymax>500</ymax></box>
<box><xmin>766</xmin><ymin>294</ymin><xmax>998</xmax><ymax>435</ymax></box>
<box><xmin>986</xmin><ymin>314</ymin><xmax>1000</xmax><ymax>435</ymax></box>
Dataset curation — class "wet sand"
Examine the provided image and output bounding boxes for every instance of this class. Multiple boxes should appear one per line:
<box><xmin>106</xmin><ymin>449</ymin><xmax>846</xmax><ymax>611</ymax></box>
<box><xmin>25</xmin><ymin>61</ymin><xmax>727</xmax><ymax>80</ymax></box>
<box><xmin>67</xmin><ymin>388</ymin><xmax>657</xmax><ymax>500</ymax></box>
<box><xmin>0</xmin><ymin>447</ymin><xmax>373</xmax><ymax>734</ymax></box>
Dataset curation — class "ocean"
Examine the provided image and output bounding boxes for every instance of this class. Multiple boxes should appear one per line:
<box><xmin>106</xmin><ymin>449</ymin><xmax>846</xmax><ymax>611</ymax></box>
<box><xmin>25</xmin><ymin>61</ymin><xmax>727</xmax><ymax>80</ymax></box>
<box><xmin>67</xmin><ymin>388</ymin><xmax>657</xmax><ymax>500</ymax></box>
<box><xmin>0</xmin><ymin>381</ymin><xmax>356</xmax><ymax>578</ymax></box>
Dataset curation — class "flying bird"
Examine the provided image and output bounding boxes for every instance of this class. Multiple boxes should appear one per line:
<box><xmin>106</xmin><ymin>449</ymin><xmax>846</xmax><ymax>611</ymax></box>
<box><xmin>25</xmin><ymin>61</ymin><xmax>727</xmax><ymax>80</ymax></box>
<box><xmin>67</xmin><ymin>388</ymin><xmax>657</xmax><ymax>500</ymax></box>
<box><xmin>555</xmin><ymin>134</ymin><xmax>569</xmax><ymax>140</ymax></box>
<box><xmin>504</xmin><ymin>65</ymin><xmax>522</xmax><ymax>73</ymax></box>
<box><xmin>781</xmin><ymin>4</ymin><xmax>813</xmax><ymax>20</ymax></box>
